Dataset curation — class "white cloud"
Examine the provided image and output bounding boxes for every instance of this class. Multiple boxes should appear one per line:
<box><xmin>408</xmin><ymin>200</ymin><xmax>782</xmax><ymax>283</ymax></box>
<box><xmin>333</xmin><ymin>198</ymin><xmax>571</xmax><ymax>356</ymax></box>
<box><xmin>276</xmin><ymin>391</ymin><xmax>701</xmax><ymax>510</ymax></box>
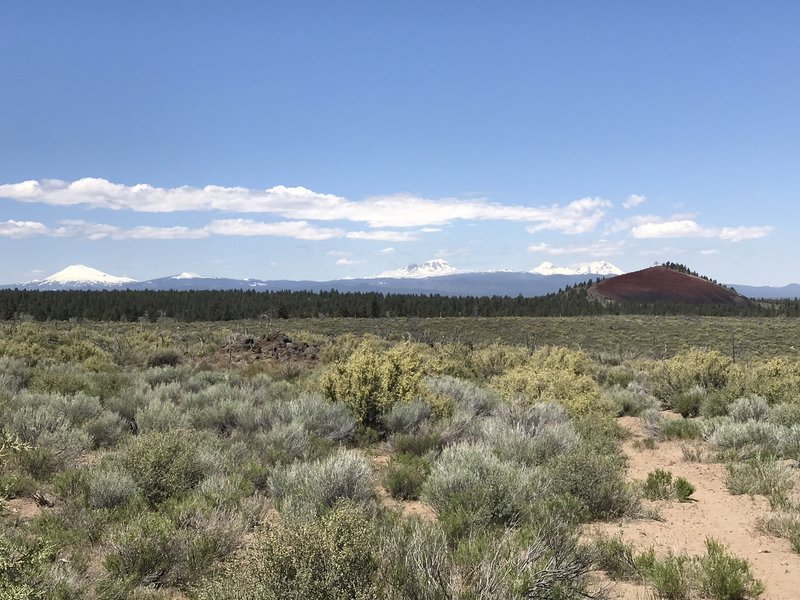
<box><xmin>121</xmin><ymin>226</ymin><xmax>208</xmax><ymax>240</ymax></box>
<box><xmin>701</xmin><ymin>249</ymin><xmax>720</xmax><ymax>255</ymax></box>
<box><xmin>335</xmin><ymin>258</ymin><xmax>363</xmax><ymax>266</ymax></box>
<box><xmin>622</xmin><ymin>194</ymin><xmax>646</xmax><ymax>209</ymax></box>
<box><xmin>527</xmin><ymin>240</ymin><xmax>626</xmax><ymax>257</ymax></box>
<box><xmin>718</xmin><ymin>226</ymin><xmax>773</xmax><ymax>242</ymax></box>
<box><xmin>632</xmin><ymin>220</ymin><xmax>773</xmax><ymax>242</ymax></box>
<box><xmin>203</xmin><ymin>219</ymin><xmax>344</xmax><ymax>240</ymax></box>
<box><xmin>525</xmin><ymin>197</ymin><xmax>611</xmax><ymax>234</ymax></box>
<box><xmin>0</xmin><ymin>219</ymin><xmax>50</xmax><ymax>238</ymax></box>
<box><xmin>0</xmin><ymin>178</ymin><xmax>611</xmax><ymax>233</ymax></box>
<box><xmin>605</xmin><ymin>214</ymin><xmax>662</xmax><ymax>235</ymax></box>
<box><xmin>345</xmin><ymin>230</ymin><xmax>418</xmax><ymax>241</ymax></box>
<box><xmin>0</xmin><ymin>217</ymin><xmax>422</xmax><ymax>243</ymax></box>
<box><xmin>379</xmin><ymin>247</ymin><xmax>396</xmax><ymax>254</ymax></box>
<box><xmin>632</xmin><ymin>220</ymin><xmax>713</xmax><ymax>239</ymax></box>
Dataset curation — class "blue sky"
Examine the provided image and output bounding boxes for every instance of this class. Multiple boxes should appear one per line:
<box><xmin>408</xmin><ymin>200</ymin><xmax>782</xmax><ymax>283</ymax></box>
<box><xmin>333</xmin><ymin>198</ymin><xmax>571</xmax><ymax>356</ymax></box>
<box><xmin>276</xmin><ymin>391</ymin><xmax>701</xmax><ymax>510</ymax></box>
<box><xmin>1</xmin><ymin>1</ymin><xmax>798</xmax><ymax>285</ymax></box>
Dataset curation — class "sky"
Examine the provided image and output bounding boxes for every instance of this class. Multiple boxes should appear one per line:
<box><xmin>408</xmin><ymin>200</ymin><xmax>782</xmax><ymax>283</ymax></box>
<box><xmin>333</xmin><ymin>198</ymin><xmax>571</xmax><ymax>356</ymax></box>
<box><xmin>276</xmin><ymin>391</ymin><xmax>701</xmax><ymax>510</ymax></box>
<box><xmin>1</xmin><ymin>1</ymin><xmax>798</xmax><ymax>286</ymax></box>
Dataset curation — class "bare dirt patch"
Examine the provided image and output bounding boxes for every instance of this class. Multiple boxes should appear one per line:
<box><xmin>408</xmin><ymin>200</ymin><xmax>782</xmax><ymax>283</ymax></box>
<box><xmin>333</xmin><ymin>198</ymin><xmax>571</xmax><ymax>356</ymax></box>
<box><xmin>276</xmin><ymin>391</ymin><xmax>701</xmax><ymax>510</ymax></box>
<box><xmin>3</xmin><ymin>497</ymin><xmax>42</xmax><ymax>521</ymax></box>
<box><xmin>369</xmin><ymin>448</ymin><xmax>436</xmax><ymax>522</ymax></box>
<box><xmin>590</xmin><ymin>416</ymin><xmax>800</xmax><ymax>600</ymax></box>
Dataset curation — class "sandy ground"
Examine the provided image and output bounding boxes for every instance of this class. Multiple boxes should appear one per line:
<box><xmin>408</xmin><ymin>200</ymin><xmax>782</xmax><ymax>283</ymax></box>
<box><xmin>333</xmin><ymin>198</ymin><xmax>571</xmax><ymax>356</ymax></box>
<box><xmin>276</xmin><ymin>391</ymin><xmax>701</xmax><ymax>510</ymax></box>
<box><xmin>590</xmin><ymin>415</ymin><xmax>800</xmax><ymax>600</ymax></box>
<box><xmin>370</xmin><ymin>448</ymin><xmax>437</xmax><ymax>521</ymax></box>
<box><xmin>3</xmin><ymin>497</ymin><xmax>42</xmax><ymax>521</ymax></box>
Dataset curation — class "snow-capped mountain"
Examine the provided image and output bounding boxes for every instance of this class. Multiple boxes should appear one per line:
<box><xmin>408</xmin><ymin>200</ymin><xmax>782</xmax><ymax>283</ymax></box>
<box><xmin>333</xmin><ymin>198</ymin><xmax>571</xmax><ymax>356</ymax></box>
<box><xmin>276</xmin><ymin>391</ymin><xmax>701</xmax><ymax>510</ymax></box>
<box><xmin>25</xmin><ymin>265</ymin><xmax>136</xmax><ymax>288</ymax></box>
<box><xmin>371</xmin><ymin>259</ymin><xmax>460</xmax><ymax>279</ymax></box>
<box><xmin>530</xmin><ymin>261</ymin><xmax>624</xmax><ymax>277</ymax></box>
<box><xmin>2</xmin><ymin>262</ymin><xmax>794</xmax><ymax>299</ymax></box>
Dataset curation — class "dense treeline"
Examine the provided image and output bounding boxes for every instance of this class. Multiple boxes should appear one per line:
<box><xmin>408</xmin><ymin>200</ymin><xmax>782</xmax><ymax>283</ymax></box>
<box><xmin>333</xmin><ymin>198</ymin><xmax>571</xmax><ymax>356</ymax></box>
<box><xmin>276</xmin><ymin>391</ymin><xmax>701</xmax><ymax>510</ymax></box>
<box><xmin>0</xmin><ymin>286</ymin><xmax>797</xmax><ymax>321</ymax></box>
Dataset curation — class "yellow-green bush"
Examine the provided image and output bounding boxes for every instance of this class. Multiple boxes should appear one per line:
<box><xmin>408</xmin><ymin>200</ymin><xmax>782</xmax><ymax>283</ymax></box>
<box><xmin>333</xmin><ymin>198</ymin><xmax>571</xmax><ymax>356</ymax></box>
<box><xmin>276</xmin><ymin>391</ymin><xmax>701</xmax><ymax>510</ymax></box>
<box><xmin>527</xmin><ymin>345</ymin><xmax>595</xmax><ymax>375</ymax></box>
<box><xmin>490</xmin><ymin>348</ymin><xmax>607</xmax><ymax>415</ymax></box>
<box><xmin>320</xmin><ymin>342</ymin><xmax>426</xmax><ymax>428</ymax></box>
<box><xmin>649</xmin><ymin>348</ymin><xmax>736</xmax><ymax>406</ymax></box>
<box><xmin>433</xmin><ymin>342</ymin><xmax>530</xmax><ymax>381</ymax></box>
<box><xmin>744</xmin><ymin>357</ymin><xmax>800</xmax><ymax>405</ymax></box>
<box><xmin>492</xmin><ymin>367</ymin><xmax>606</xmax><ymax>416</ymax></box>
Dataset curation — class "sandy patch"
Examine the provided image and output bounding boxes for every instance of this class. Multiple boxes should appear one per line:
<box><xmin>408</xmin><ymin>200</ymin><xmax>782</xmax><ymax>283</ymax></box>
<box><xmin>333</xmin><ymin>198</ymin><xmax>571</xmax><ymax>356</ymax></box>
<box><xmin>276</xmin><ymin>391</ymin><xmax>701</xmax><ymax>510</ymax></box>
<box><xmin>592</xmin><ymin>416</ymin><xmax>799</xmax><ymax>600</ymax></box>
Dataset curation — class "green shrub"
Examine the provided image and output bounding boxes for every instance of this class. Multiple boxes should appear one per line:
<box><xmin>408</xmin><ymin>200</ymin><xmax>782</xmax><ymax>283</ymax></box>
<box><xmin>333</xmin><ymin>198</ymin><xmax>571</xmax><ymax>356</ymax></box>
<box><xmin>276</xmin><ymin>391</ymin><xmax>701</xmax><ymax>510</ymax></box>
<box><xmin>268</xmin><ymin>449</ymin><xmax>376</xmax><ymax>517</ymax></box>
<box><xmin>421</xmin><ymin>442</ymin><xmax>546</xmax><ymax>538</ymax></box>
<box><xmin>491</xmin><ymin>365</ymin><xmax>608</xmax><ymax>416</ymax></box>
<box><xmin>135</xmin><ymin>398</ymin><xmax>189</xmax><ymax>433</ymax></box>
<box><xmin>778</xmin><ymin>425</ymin><xmax>800</xmax><ymax>460</ymax></box>
<box><xmin>100</xmin><ymin>512</ymin><xmax>180</xmax><ymax>590</ymax></box>
<box><xmin>591</xmin><ymin>535</ymin><xmax>639</xmax><ymax>580</ymax></box>
<box><xmin>105</xmin><ymin>390</ymin><xmax>147</xmax><ymax>428</ymax></box>
<box><xmin>88</xmin><ymin>469</ymin><xmax>140</xmax><ymax>509</ymax></box>
<box><xmin>482</xmin><ymin>402</ymin><xmax>580</xmax><ymax>466</ymax></box>
<box><xmin>662</xmin><ymin>418</ymin><xmax>702</xmax><ymax>440</ymax></box>
<box><xmin>653</xmin><ymin>349</ymin><xmax>735</xmax><ymax>407</ymax></box>
<box><xmin>288</xmin><ymin>392</ymin><xmax>356</xmax><ymax>442</ymax></box>
<box><xmin>143</xmin><ymin>365</ymin><xmax>191</xmax><ymax>388</ymax></box>
<box><xmin>62</xmin><ymin>393</ymin><xmax>103</xmax><ymax>426</ymax></box>
<box><xmin>0</xmin><ymin>357</ymin><xmax>31</xmax><ymax>393</ymax></box>
<box><xmin>320</xmin><ymin>342</ymin><xmax>425</xmax><ymax>429</ymax></box>
<box><xmin>673</xmin><ymin>385</ymin><xmax>705</xmax><ymax>418</ymax></box>
<box><xmin>757</xmin><ymin>512</ymin><xmax>800</xmax><ymax>553</ymax></box>
<box><xmin>0</xmin><ymin>527</ymin><xmax>54</xmax><ymax>599</ymax></box>
<box><xmin>425</xmin><ymin>375</ymin><xmax>497</xmax><ymax>417</ymax></box>
<box><xmin>385</xmin><ymin>454</ymin><xmax>431</xmax><ymax>501</ymax></box>
<box><xmin>486</xmin><ymin>419</ymin><xmax>580</xmax><ymax>466</ymax></box>
<box><xmin>768</xmin><ymin>402</ymin><xmax>800</xmax><ymax>427</ymax></box>
<box><xmin>198</xmin><ymin>502</ymin><xmax>378</xmax><ymax>600</ymax></box>
<box><xmin>550</xmin><ymin>445</ymin><xmax>634</xmax><ymax>520</ymax></box>
<box><xmin>746</xmin><ymin>356</ymin><xmax>800</xmax><ymax>405</ymax></box>
<box><xmin>146</xmin><ymin>351</ymin><xmax>182</xmax><ymax>369</ymax></box>
<box><xmin>380</xmin><ymin>517</ymin><xmax>594</xmax><ymax>599</ymax></box>
<box><xmin>700</xmin><ymin>390</ymin><xmax>732</xmax><ymax>418</ymax></box>
<box><xmin>251</xmin><ymin>422</ymin><xmax>311</xmax><ymax>466</ymax></box>
<box><xmin>643</xmin><ymin>469</ymin><xmax>675</xmax><ymax>500</ymax></box>
<box><xmin>85</xmin><ymin>411</ymin><xmax>130</xmax><ymax>449</ymax></box>
<box><xmin>195</xmin><ymin>473</ymin><xmax>255</xmax><ymax>509</ymax></box>
<box><xmin>17</xmin><ymin>428</ymin><xmax>91</xmax><ymax>481</ymax></box>
<box><xmin>641</xmin><ymin>408</ymin><xmax>664</xmax><ymax>440</ymax></box>
<box><xmin>382</xmin><ymin>399</ymin><xmax>431</xmax><ymax>434</ymax></box>
<box><xmin>29</xmin><ymin>366</ymin><xmax>93</xmax><ymax>396</ymax></box>
<box><xmin>51</xmin><ymin>468</ymin><xmax>90</xmax><ymax>506</ymax></box>
<box><xmin>120</xmin><ymin>432</ymin><xmax>205</xmax><ymax>506</ymax></box>
<box><xmin>606</xmin><ymin>384</ymin><xmax>660</xmax><ymax>417</ymax></box>
<box><xmin>645</xmin><ymin>551</ymin><xmax>693</xmax><ymax>600</ymax></box>
<box><xmin>706</xmin><ymin>419</ymin><xmax>782</xmax><ymax>458</ymax></box>
<box><xmin>166</xmin><ymin>501</ymin><xmax>247</xmax><ymax>585</ymax></box>
<box><xmin>729</xmin><ymin>395</ymin><xmax>770</xmax><ymax>423</ymax></box>
<box><xmin>674</xmin><ymin>477</ymin><xmax>696</xmax><ymax>502</ymax></box>
<box><xmin>390</xmin><ymin>429</ymin><xmax>441</xmax><ymax>456</ymax></box>
<box><xmin>698</xmin><ymin>538</ymin><xmax>765</xmax><ymax>599</ymax></box>
<box><xmin>725</xmin><ymin>457</ymin><xmax>794</xmax><ymax>507</ymax></box>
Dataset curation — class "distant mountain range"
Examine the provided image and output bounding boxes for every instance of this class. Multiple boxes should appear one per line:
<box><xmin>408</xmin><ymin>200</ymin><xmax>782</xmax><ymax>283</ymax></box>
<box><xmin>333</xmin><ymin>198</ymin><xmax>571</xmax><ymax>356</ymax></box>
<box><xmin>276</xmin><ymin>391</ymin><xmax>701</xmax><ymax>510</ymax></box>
<box><xmin>4</xmin><ymin>261</ymin><xmax>800</xmax><ymax>299</ymax></box>
<box><xmin>530</xmin><ymin>261</ymin><xmax>624</xmax><ymax>276</ymax></box>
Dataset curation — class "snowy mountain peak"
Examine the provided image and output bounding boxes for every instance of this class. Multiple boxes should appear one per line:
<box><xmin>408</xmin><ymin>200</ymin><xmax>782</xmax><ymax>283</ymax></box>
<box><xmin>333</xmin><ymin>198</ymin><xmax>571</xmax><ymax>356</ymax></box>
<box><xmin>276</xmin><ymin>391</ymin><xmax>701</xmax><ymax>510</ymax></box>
<box><xmin>372</xmin><ymin>259</ymin><xmax>459</xmax><ymax>279</ymax></box>
<box><xmin>172</xmin><ymin>272</ymin><xmax>204</xmax><ymax>280</ymax></box>
<box><xmin>531</xmin><ymin>261</ymin><xmax>624</xmax><ymax>276</ymax></box>
<box><xmin>31</xmin><ymin>265</ymin><xmax>136</xmax><ymax>285</ymax></box>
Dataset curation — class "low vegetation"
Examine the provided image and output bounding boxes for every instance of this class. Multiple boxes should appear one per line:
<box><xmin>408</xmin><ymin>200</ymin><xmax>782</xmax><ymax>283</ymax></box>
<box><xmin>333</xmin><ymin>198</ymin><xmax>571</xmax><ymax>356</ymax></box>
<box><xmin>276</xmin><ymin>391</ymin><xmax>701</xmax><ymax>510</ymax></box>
<box><xmin>2</xmin><ymin>319</ymin><xmax>798</xmax><ymax>598</ymax></box>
